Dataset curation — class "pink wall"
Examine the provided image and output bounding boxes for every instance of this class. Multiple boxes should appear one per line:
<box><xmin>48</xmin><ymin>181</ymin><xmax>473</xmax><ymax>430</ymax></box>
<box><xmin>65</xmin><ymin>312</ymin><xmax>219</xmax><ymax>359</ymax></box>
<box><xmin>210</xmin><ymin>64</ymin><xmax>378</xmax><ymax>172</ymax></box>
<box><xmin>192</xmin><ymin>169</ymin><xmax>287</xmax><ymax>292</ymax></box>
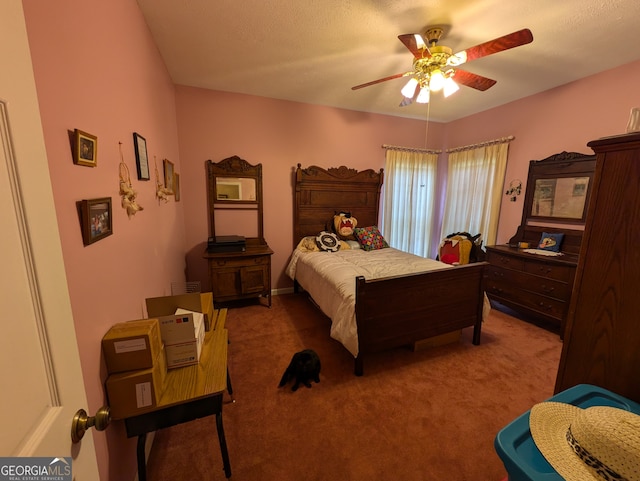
<box><xmin>175</xmin><ymin>87</ymin><xmax>444</xmax><ymax>290</ymax></box>
<box><xmin>20</xmin><ymin>0</ymin><xmax>640</xmax><ymax>478</ymax></box>
<box><xmin>22</xmin><ymin>1</ymin><xmax>185</xmax><ymax>479</ymax></box>
<box><xmin>446</xmin><ymin>60</ymin><xmax>640</xmax><ymax>244</ymax></box>
<box><xmin>176</xmin><ymin>59</ymin><xmax>640</xmax><ymax>289</ymax></box>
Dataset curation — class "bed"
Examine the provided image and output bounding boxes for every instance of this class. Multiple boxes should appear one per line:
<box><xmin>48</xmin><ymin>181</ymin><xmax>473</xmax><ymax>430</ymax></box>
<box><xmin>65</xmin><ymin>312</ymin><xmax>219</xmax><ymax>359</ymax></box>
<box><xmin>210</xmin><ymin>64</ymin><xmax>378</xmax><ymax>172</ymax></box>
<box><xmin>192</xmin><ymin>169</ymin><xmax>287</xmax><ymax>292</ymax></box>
<box><xmin>288</xmin><ymin>164</ymin><xmax>488</xmax><ymax>376</ymax></box>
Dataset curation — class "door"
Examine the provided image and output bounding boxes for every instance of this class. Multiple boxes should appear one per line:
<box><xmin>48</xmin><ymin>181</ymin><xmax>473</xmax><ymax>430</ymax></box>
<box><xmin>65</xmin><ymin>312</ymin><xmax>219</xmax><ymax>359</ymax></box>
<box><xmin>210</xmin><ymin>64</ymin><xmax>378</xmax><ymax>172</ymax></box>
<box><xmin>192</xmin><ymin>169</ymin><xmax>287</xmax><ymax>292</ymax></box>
<box><xmin>0</xmin><ymin>1</ymin><xmax>100</xmax><ymax>478</ymax></box>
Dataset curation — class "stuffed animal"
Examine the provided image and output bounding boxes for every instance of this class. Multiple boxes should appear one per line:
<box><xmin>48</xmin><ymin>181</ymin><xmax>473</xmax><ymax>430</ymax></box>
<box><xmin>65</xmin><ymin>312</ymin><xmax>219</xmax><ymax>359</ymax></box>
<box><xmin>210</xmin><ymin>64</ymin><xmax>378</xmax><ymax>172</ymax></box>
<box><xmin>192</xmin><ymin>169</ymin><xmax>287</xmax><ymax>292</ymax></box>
<box><xmin>438</xmin><ymin>232</ymin><xmax>485</xmax><ymax>265</ymax></box>
<box><xmin>332</xmin><ymin>211</ymin><xmax>358</xmax><ymax>240</ymax></box>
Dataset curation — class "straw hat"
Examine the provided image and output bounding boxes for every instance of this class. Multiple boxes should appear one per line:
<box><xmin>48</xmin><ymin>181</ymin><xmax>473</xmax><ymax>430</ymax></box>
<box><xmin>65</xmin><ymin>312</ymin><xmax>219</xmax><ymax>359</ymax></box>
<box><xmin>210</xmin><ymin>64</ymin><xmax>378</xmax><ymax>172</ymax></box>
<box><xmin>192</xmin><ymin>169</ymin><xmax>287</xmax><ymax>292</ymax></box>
<box><xmin>529</xmin><ymin>402</ymin><xmax>640</xmax><ymax>481</ymax></box>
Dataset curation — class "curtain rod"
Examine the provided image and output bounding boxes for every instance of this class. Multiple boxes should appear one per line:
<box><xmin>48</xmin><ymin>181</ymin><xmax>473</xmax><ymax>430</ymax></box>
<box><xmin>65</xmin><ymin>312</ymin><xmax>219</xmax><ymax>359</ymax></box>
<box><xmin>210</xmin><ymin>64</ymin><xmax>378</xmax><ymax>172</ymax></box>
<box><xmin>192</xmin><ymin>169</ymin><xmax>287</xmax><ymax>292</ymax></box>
<box><xmin>381</xmin><ymin>144</ymin><xmax>442</xmax><ymax>154</ymax></box>
<box><xmin>446</xmin><ymin>135</ymin><xmax>514</xmax><ymax>153</ymax></box>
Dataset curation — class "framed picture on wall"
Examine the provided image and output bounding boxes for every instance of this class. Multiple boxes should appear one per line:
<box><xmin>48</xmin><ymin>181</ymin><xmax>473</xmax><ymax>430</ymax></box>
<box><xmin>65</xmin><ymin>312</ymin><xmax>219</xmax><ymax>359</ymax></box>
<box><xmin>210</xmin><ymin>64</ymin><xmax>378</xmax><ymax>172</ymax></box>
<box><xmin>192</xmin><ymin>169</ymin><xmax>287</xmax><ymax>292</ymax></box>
<box><xmin>163</xmin><ymin>159</ymin><xmax>175</xmax><ymax>194</ymax></box>
<box><xmin>77</xmin><ymin>197</ymin><xmax>113</xmax><ymax>246</ymax></box>
<box><xmin>133</xmin><ymin>132</ymin><xmax>150</xmax><ymax>180</ymax></box>
<box><xmin>73</xmin><ymin>129</ymin><xmax>98</xmax><ymax>167</ymax></box>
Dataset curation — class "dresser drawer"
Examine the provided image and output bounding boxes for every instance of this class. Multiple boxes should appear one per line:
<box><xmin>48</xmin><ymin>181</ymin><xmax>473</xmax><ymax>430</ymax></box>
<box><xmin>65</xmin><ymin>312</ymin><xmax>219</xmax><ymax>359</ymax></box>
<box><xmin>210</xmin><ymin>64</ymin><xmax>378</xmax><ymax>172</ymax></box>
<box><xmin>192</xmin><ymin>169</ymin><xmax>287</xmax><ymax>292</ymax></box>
<box><xmin>486</xmin><ymin>250</ymin><xmax>525</xmax><ymax>271</ymax></box>
<box><xmin>485</xmin><ymin>279</ymin><xmax>566</xmax><ymax>321</ymax></box>
<box><xmin>210</xmin><ymin>255</ymin><xmax>270</xmax><ymax>268</ymax></box>
<box><xmin>523</xmin><ymin>260</ymin><xmax>573</xmax><ymax>282</ymax></box>
<box><xmin>486</xmin><ymin>266</ymin><xmax>571</xmax><ymax>300</ymax></box>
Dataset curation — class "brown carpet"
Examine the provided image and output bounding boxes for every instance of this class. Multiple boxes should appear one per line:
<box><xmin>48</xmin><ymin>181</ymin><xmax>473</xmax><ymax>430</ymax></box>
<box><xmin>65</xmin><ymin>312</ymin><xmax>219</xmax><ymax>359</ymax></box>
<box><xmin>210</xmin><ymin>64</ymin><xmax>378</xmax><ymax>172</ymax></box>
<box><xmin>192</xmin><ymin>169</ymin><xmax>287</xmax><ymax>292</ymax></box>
<box><xmin>146</xmin><ymin>293</ymin><xmax>562</xmax><ymax>481</ymax></box>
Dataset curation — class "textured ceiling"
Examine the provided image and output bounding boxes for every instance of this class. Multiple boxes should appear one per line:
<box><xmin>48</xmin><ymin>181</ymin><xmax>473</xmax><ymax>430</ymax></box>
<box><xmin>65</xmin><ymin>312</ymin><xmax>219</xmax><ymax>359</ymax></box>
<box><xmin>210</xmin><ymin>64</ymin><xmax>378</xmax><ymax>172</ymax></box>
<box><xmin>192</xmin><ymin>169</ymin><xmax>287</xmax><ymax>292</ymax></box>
<box><xmin>136</xmin><ymin>0</ymin><xmax>640</xmax><ymax>122</ymax></box>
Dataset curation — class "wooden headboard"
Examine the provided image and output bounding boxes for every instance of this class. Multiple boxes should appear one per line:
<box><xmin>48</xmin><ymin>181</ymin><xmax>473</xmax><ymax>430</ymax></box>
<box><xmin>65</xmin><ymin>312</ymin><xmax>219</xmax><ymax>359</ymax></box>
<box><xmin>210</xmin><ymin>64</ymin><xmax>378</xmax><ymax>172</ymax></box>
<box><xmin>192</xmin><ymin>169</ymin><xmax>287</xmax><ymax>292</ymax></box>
<box><xmin>293</xmin><ymin>164</ymin><xmax>384</xmax><ymax>247</ymax></box>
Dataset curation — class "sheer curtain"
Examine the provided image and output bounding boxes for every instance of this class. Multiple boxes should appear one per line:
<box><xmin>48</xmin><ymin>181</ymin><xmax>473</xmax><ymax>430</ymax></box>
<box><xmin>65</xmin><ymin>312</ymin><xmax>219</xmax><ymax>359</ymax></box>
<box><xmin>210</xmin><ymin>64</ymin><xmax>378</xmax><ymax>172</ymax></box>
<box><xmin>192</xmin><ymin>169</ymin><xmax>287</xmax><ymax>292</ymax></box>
<box><xmin>380</xmin><ymin>147</ymin><xmax>439</xmax><ymax>257</ymax></box>
<box><xmin>440</xmin><ymin>140</ymin><xmax>510</xmax><ymax>247</ymax></box>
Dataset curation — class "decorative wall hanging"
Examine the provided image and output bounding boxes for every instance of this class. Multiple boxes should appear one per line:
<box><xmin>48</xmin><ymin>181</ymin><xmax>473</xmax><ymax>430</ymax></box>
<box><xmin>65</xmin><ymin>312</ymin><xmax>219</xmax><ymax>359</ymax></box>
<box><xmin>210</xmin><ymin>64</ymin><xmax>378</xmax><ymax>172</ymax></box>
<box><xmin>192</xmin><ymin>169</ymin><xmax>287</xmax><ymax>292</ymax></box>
<box><xmin>505</xmin><ymin>179</ymin><xmax>522</xmax><ymax>202</ymax></box>
<box><xmin>154</xmin><ymin>156</ymin><xmax>172</xmax><ymax>202</ymax></box>
<box><xmin>77</xmin><ymin>197</ymin><xmax>112</xmax><ymax>245</ymax></box>
<box><xmin>118</xmin><ymin>142</ymin><xmax>144</xmax><ymax>217</ymax></box>
<box><xmin>73</xmin><ymin>129</ymin><xmax>98</xmax><ymax>167</ymax></box>
<box><xmin>133</xmin><ymin>132</ymin><xmax>150</xmax><ymax>180</ymax></box>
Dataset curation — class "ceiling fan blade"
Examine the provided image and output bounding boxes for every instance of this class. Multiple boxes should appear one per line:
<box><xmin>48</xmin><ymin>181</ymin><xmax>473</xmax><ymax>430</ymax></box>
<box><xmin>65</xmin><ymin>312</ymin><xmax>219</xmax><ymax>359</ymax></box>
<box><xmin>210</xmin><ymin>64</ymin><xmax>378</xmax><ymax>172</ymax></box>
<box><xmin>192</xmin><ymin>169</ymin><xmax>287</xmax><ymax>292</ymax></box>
<box><xmin>455</xmin><ymin>28</ymin><xmax>533</xmax><ymax>64</ymax></box>
<box><xmin>398</xmin><ymin>33</ymin><xmax>430</xmax><ymax>58</ymax></box>
<box><xmin>453</xmin><ymin>69</ymin><xmax>497</xmax><ymax>91</ymax></box>
<box><xmin>351</xmin><ymin>72</ymin><xmax>412</xmax><ymax>90</ymax></box>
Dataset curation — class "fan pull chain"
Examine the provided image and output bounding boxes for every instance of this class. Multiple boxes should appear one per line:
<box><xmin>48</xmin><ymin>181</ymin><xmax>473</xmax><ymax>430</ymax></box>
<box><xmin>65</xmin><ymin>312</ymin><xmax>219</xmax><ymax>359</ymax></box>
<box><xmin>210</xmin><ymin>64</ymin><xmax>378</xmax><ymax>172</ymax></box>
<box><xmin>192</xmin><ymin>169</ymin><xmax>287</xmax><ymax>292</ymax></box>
<box><xmin>424</xmin><ymin>101</ymin><xmax>431</xmax><ymax>150</ymax></box>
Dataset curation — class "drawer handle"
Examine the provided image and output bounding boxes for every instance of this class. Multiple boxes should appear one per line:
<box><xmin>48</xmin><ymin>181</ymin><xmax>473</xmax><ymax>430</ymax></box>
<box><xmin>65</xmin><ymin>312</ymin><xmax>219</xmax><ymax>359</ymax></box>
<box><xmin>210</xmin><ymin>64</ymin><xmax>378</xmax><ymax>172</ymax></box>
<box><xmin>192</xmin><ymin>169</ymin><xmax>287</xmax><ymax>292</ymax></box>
<box><xmin>538</xmin><ymin>266</ymin><xmax>552</xmax><ymax>274</ymax></box>
<box><xmin>541</xmin><ymin>285</ymin><xmax>555</xmax><ymax>294</ymax></box>
<box><xmin>538</xmin><ymin>302</ymin><xmax>552</xmax><ymax>311</ymax></box>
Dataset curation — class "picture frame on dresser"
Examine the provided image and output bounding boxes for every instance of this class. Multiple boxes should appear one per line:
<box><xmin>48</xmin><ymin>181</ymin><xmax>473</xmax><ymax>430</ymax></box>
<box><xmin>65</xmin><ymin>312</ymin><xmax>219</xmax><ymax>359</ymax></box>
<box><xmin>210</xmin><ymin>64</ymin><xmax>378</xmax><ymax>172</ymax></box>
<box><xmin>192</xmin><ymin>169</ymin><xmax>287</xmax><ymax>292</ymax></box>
<box><xmin>484</xmin><ymin>151</ymin><xmax>596</xmax><ymax>337</ymax></box>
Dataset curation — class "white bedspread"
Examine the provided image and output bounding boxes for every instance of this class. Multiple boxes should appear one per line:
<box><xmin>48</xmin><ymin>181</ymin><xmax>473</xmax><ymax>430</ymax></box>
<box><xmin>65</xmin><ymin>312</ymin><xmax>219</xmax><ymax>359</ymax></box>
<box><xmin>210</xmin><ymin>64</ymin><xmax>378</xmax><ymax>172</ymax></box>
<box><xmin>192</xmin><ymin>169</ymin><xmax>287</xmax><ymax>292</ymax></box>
<box><xmin>286</xmin><ymin>248</ymin><xmax>452</xmax><ymax>357</ymax></box>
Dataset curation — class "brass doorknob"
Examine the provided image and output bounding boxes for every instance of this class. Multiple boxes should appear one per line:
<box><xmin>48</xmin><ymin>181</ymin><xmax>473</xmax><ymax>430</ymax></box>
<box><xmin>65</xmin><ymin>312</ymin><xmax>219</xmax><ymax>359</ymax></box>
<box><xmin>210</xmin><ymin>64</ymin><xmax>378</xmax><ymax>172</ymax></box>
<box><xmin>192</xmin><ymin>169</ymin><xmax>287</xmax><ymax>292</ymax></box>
<box><xmin>71</xmin><ymin>406</ymin><xmax>110</xmax><ymax>443</ymax></box>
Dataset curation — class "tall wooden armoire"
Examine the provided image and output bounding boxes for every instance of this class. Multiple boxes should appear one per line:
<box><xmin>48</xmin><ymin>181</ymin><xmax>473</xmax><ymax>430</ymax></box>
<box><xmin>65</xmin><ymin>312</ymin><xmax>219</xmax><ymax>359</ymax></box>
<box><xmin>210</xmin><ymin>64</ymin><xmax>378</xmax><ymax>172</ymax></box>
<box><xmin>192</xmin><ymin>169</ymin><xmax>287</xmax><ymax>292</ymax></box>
<box><xmin>555</xmin><ymin>131</ymin><xmax>640</xmax><ymax>402</ymax></box>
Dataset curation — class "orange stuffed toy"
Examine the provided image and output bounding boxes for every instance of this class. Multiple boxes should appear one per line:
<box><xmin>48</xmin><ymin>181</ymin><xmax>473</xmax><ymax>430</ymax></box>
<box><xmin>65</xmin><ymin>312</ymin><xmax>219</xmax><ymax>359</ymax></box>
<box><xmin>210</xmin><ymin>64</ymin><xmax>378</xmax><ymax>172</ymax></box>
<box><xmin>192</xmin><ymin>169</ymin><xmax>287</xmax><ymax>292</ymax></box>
<box><xmin>332</xmin><ymin>211</ymin><xmax>358</xmax><ymax>240</ymax></box>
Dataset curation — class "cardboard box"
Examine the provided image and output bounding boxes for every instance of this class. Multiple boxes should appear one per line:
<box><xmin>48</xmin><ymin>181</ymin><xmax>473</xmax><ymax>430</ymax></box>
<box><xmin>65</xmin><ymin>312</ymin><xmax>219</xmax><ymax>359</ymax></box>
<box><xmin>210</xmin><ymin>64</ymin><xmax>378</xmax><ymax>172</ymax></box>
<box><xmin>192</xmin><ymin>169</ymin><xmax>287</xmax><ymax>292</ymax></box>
<box><xmin>106</xmin><ymin>345</ymin><xmax>167</xmax><ymax>419</ymax></box>
<box><xmin>146</xmin><ymin>292</ymin><xmax>214</xmax><ymax>331</ymax></box>
<box><xmin>102</xmin><ymin>319</ymin><xmax>162</xmax><ymax>374</ymax></box>
<box><xmin>163</xmin><ymin>313</ymin><xmax>205</xmax><ymax>369</ymax></box>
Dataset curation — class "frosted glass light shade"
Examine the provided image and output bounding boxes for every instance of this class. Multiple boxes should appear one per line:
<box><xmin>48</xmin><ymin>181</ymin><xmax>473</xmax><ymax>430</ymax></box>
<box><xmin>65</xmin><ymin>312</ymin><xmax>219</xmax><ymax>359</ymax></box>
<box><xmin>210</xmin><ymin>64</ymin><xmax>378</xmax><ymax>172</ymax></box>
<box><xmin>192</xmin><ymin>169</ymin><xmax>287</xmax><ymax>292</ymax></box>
<box><xmin>416</xmin><ymin>87</ymin><xmax>430</xmax><ymax>104</ymax></box>
<box><xmin>401</xmin><ymin>78</ymin><xmax>419</xmax><ymax>98</ymax></box>
<box><xmin>443</xmin><ymin>77</ymin><xmax>460</xmax><ymax>97</ymax></box>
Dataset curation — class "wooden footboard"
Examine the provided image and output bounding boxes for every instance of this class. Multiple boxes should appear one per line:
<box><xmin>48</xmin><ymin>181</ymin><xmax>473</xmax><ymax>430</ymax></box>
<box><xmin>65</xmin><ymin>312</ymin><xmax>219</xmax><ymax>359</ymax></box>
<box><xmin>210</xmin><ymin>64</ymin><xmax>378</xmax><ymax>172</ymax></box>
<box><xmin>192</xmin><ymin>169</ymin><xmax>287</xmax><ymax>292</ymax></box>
<box><xmin>353</xmin><ymin>262</ymin><xmax>487</xmax><ymax>376</ymax></box>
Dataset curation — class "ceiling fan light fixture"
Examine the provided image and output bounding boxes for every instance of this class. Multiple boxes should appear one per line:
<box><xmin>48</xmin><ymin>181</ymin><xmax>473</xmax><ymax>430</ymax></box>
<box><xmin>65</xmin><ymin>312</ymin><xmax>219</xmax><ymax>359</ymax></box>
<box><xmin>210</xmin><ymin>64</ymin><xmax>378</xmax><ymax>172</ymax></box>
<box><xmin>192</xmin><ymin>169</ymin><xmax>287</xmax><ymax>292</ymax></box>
<box><xmin>401</xmin><ymin>77</ymin><xmax>419</xmax><ymax>98</ymax></box>
<box><xmin>416</xmin><ymin>86</ymin><xmax>430</xmax><ymax>104</ymax></box>
<box><xmin>443</xmin><ymin>77</ymin><xmax>460</xmax><ymax>97</ymax></box>
<box><xmin>429</xmin><ymin>69</ymin><xmax>445</xmax><ymax>91</ymax></box>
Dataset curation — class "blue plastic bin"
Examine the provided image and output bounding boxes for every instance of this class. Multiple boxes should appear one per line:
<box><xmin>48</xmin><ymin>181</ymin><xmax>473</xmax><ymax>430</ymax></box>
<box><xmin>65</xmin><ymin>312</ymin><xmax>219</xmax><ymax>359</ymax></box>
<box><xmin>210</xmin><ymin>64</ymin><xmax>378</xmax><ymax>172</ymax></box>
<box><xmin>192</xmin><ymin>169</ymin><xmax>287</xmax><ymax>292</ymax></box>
<box><xmin>494</xmin><ymin>384</ymin><xmax>640</xmax><ymax>481</ymax></box>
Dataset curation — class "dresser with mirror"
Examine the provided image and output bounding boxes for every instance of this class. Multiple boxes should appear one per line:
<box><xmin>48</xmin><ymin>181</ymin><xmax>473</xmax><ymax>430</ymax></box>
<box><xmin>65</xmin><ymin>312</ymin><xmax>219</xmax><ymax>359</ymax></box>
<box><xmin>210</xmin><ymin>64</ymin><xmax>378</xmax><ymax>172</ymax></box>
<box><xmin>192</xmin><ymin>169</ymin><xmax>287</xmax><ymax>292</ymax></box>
<box><xmin>484</xmin><ymin>151</ymin><xmax>596</xmax><ymax>336</ymax></box>
<box><xmin>204</xmin><ymin>155</ymin><xmax>273</xmax><ymax>306</ymax></box>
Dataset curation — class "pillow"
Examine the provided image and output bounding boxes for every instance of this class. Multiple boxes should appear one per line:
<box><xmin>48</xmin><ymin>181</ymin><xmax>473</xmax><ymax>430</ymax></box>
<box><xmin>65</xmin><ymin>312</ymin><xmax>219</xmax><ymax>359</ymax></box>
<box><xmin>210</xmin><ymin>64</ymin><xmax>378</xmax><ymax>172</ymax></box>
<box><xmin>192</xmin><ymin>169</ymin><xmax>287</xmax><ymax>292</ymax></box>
<box><xmin>538</xmin><ymin>232</ymin><xmax>564</xmax><ymax>252</ymax></box>
<box><xmin>296</xmin><ymin>236</ymin><xmax>320</xmax><ymax>252</ymax></box>
<box><xmin>353</xmin><ymin>226</ymin><xmax>389</xmax><ymax>251</ymax></box>
<box><xmin>345</xmin><ymin>240</ymin><xmax>361</xmax><ymax>250</ymax></box>
<box><xmin>316</xmin><ymin>231</ymin><xmax>340</xmax><ymax>252</ymax></box>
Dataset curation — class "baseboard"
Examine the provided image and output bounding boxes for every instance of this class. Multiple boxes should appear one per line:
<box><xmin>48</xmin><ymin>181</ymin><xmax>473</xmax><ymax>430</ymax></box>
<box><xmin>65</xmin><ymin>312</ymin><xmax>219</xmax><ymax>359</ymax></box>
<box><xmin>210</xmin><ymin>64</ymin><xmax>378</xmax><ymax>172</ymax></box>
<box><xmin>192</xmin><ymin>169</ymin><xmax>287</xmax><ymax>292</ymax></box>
<box><xmin>272</xmin><ymin>287</ymin><xmax>294</xmax><ymax>296</ymax></box>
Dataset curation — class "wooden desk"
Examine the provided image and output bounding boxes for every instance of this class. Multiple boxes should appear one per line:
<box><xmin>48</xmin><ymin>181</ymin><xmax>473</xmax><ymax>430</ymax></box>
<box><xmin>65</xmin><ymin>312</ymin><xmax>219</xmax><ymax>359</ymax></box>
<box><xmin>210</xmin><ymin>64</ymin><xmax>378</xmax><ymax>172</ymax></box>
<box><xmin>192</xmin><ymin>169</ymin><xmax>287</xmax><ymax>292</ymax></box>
<box><xmin>120</xmin><ymin>325</ymin><xmax>232</xmax><ymax>480</ymax></box>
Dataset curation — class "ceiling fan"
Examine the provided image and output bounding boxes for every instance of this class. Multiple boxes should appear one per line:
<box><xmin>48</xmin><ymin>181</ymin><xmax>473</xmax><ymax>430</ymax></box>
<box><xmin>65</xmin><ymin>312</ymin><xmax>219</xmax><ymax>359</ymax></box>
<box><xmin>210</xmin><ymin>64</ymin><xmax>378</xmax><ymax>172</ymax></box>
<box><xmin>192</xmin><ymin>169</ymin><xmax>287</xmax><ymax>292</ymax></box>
<box><xmin>352</xmin><ymin>27</ymin><xmax>533</xmax><ymax>106</ymax></box>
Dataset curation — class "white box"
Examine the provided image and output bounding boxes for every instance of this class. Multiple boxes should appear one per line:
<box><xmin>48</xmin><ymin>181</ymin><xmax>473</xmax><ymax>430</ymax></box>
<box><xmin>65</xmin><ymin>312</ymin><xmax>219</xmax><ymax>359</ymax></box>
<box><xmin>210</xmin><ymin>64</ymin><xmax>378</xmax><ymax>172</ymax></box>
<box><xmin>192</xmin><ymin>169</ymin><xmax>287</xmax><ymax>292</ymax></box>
<box><xmin>163</xmin><ymin>311</ymin><xmax>205</xmax><ymax>369</ymax></box>
<box><xmin>158</xmin><ymin>311</ymin><xmax>201</xmax><ymax>343</ymax></box>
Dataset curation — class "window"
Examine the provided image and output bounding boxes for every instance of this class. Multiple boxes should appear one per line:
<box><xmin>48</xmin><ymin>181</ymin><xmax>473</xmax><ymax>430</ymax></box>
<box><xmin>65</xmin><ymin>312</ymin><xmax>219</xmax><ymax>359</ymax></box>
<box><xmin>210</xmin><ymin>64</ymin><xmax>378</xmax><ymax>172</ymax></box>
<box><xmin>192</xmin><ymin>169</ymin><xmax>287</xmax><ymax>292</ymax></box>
<box><xmin>440</xmin><ymin>141</ymin><xmax>510</xmax><ymax>247</ymax></box>
<box><xmin>380</xmin><ymin>148</ymin><xmax>439</xmax><ymax>257</ymax></box>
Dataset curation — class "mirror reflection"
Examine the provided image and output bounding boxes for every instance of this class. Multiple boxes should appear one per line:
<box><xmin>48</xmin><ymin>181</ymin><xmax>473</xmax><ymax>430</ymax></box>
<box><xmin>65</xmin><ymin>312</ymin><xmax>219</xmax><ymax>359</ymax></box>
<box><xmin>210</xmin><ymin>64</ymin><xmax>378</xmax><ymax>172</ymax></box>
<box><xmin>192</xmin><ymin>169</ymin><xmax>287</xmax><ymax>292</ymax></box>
<box><xmin>531</xmin><ymin>176</ymin><xmax>589</xmax><ymax>219</ymax></box>
<box><xmin>216</xmin><ymin>177</ymin><xmax>256</xmax><ymax>201</ymax></box>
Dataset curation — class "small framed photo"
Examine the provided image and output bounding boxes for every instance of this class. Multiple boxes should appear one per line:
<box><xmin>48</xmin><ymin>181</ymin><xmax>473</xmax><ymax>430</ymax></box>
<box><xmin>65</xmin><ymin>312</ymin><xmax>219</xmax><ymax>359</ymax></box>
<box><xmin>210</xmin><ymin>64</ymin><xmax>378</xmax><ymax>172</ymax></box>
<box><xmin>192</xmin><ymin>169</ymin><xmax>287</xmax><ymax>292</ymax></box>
<box><xmin>163</xmin><ymin>159</ymin><xmax>175</xmax><ymax>194</ymax></box>
<box><xmin>78</xmin><ymin>197</ymin><xmax>112</xmax><ymax>246</ymax></box>
<box><xmin>133</xmin><ymin>132</ymin><xmax>150</xmax><ymax>180</ymax></box>
<box><xmin>174</xmin><ymin>173</ymin><xmax>181</xmax><ymax>202</ymax></box>
<box><xmin>73</xmin><ymin>129</ymin><xmax>98</xmax><ymax>167</ymax></box>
